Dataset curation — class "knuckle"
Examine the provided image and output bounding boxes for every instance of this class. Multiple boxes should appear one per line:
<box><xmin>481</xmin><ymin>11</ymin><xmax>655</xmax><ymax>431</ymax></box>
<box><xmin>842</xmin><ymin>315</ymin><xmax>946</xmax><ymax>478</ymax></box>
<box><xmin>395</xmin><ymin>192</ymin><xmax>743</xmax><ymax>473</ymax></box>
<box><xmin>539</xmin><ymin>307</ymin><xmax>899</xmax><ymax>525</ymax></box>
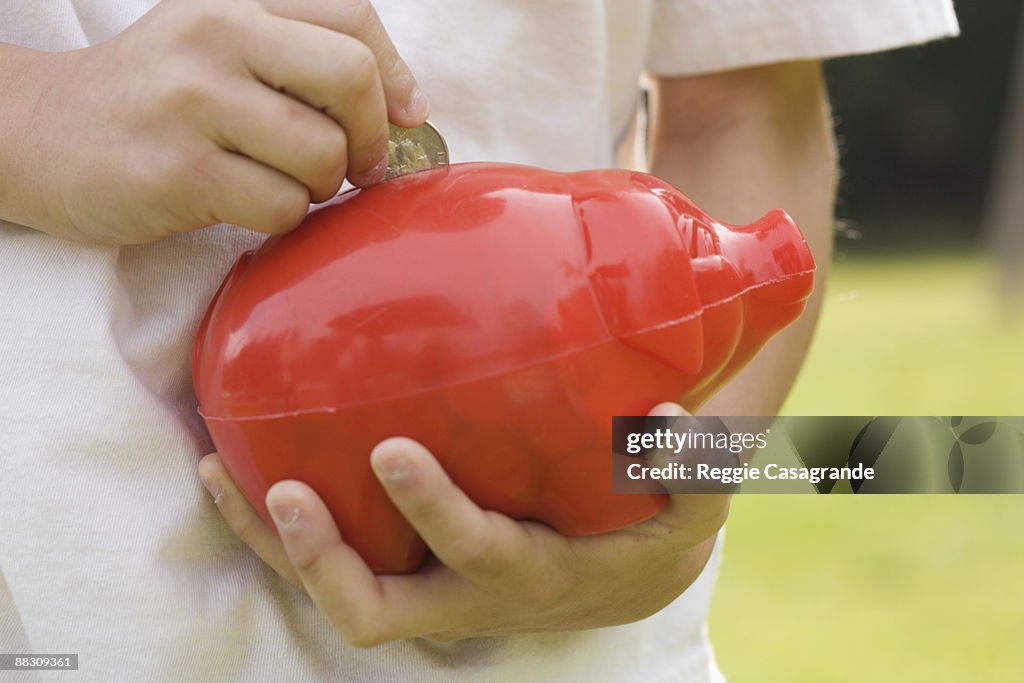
<box><xmin>349</xmin><ymin>124</ymin><xmax>389</xmax><ymax>172</ymax></box>
<box><xmin>262</xmin><ymin>183</ymin><xmax>310</xmax><ymax>233</ymax></box>
<box><xmin>289</xmin><ymin>547</ymin><xmax>321</xmax><ymax>577</ymax></box>
<box><xmin>517</xmin><ymin>542</ymin><xmax>577</xmax><ymax>605</ymax></box>
<box><xmin>173</xmin><ymin>146</ymin><xmax>218</xmax><ymax>199</ymax></box>
<box><xmin>341</xmin><ymin>43</ymin><xmax>380</xmax><ymax>95</ymax></box>
<box><xmin>522</xmin><ymin>571</ymin><xmax>569</xmax><ymax>605</ymax></box>
<box><xmin>362</xmin><ymin>122</ymin><xmax>389</xmax><ymax>152</ymax></box>
<box><xmin>342</xmin><ymin>620</ymin><xmax>387</xmax><ymax>649</ymax></box>
<box><xmin>132</xmin><ymin>158</ymin><xmax>171</xmax><ymax>204</ymax></box>
<box><xmin>380</xmin><ymin>52</ymin><xmax>409</xmax><ymax>87</ymax></box>
<box><xmin>157</xmin><ymin>73</ymin><xmax>214</xmax><ymax>114</ymax></box>
<box><xmin>344</xmin><ymin>0</ymin><xmax>378</xmax><ymax>34</ymax></box>
<box><xmin>278</xmin><ymin>98</ymin><xmax>309</xmax><ymax>124</ymax></box>
<box><xmin>228</xmin><ymin>509</ymin><xmax>265</xmax><ymax>547</ymax></box>
<box><xmin>447</xmin><ymin>536</ymin><xmax>506</xmax><ymax>578</ymax></box>
<box><xmin>310</xmin><ymin>127</ymin><xmax>349</xmax><ymax>177</ymax></box>
<box><xmin>174</xmin><ymin>2</ymin><xmax>240</xmax><ymax>45</ymax></box>
<box><xmin>142</xmin><ymin>144</ymin><xmax>197</xmax><ymax>202</ymax></box>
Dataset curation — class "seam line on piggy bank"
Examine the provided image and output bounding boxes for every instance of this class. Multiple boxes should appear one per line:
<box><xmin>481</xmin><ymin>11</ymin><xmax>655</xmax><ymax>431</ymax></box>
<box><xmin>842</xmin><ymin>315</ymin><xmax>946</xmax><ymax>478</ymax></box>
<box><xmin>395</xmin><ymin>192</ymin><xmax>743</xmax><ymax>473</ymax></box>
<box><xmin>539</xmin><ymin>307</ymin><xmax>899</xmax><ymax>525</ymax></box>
<box><xmin>197</xmin><ymin>276</ymin><xmax>812</xmax><ymax>421</ymax></box>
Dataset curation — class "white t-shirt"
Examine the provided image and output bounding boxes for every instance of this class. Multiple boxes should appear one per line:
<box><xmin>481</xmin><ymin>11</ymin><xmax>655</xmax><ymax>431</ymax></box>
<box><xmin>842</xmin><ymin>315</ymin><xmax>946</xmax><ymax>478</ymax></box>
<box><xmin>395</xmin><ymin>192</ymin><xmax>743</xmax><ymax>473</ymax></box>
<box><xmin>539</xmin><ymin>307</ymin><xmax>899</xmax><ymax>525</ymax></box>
<box><xmin>0</xmin><ymin>2</ymin><xmax>958</xmax><ymax>681</ymax></box>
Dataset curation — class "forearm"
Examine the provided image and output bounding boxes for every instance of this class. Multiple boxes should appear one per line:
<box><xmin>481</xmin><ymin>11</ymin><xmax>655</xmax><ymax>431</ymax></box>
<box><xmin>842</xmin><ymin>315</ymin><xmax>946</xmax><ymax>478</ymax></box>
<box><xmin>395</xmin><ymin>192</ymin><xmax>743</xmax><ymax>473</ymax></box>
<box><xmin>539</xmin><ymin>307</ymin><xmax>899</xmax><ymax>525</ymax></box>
<box><xmin>647</xmin><ymin>60</ymin><xmax>838</xmax><ymax>415</ymax></box>
<box><xmin>0</xmin><ymin>43</ymin><xmax>66</xmax><ymax>232</ymax></box>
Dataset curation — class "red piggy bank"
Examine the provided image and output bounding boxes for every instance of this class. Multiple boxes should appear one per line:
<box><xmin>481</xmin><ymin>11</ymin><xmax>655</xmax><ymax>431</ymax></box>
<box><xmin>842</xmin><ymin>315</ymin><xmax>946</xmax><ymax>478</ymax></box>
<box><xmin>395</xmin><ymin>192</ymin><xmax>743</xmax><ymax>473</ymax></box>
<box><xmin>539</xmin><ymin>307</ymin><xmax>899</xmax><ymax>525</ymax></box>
<box><xmin>193</xmin><ymin>162</ymin><xmax>814</xmax><ymax>573</ymax></box>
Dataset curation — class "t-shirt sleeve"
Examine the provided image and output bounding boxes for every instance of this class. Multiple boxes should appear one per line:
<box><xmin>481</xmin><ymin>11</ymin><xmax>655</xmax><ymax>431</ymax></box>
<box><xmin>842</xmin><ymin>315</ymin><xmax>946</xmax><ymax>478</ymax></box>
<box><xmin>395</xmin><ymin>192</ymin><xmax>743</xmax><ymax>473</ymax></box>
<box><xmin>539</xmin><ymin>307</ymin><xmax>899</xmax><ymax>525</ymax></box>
<box><xmin>645</xmin><ymin>0</ymin><xmax>960</xmax><ymax>76</ymax></box>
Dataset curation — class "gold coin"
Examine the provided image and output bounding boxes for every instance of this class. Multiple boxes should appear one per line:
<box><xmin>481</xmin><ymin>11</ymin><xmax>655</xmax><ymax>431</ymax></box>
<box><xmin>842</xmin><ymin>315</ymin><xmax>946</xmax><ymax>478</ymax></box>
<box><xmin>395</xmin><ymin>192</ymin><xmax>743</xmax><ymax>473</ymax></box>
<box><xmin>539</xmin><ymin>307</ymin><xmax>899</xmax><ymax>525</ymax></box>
<box><xmin>385</xmin><ymin>121</ymin><xmax>450</xmax><ymax>180</ymax></box>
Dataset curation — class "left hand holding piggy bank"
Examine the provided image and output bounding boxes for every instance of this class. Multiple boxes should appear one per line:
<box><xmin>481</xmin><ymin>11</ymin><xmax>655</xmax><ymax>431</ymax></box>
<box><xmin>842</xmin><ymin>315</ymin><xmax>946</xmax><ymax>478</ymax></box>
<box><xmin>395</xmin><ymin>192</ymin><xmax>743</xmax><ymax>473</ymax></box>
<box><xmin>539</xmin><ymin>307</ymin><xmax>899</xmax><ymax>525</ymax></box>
<box><xmin>198</xmin><ymin>402</ymin><xmax>730</xmax><ymax>647</ymax></box>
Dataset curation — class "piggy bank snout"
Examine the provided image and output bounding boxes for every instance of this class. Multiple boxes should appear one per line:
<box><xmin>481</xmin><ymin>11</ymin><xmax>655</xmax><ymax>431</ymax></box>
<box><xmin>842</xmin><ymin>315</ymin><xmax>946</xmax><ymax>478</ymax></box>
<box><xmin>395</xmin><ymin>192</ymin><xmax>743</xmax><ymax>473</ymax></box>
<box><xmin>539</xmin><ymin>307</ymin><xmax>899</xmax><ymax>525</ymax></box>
<box><xmin>645</xmin><ymin>174</ymin><xmax>813</xmax><ymax>281</ymax></box>
<box><xmin>706</xmin><ymin>209</ymin><xmax>815</xmax><ymax>287</ymax></box>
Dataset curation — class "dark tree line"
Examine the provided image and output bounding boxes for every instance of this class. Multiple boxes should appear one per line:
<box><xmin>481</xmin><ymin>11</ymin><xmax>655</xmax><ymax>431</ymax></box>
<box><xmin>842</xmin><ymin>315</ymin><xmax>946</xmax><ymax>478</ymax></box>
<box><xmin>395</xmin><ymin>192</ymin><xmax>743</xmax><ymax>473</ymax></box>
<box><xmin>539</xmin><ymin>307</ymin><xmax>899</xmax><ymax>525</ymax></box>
<box><xmin>825</xmin><ymin>0</ymin><xmax>1022</xmax><ymax>247</ymax></box>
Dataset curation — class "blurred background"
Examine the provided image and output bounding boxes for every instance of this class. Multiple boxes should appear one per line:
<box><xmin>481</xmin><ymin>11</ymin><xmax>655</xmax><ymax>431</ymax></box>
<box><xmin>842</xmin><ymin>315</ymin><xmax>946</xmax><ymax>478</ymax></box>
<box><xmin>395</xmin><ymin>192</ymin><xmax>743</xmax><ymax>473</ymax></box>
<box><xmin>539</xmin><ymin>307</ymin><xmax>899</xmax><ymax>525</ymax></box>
<box><xmin>708</xmin><ymin>1</ymin><xmax>1024</xmax><ymax>680</ymax></box>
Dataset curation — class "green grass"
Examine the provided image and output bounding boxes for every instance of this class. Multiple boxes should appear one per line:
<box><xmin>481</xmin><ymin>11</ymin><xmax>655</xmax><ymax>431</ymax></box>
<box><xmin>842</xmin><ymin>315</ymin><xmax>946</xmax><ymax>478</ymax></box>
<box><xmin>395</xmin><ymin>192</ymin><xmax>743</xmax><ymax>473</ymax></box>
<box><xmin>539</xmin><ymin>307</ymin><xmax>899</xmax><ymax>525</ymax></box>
<box><xmin>783</xmin><ymin>252</ymin><xmax>1024</xmax><ymax>415</ymax></box>
<box><xmin>710</xmin><ymin>497</ymin><xmax>1024</xmax><ymax>683</ymax></box>
<box><xmin>708</xmin><ymin>252</ymin><xmax>1024</xmax><ymax>682</ymax></box>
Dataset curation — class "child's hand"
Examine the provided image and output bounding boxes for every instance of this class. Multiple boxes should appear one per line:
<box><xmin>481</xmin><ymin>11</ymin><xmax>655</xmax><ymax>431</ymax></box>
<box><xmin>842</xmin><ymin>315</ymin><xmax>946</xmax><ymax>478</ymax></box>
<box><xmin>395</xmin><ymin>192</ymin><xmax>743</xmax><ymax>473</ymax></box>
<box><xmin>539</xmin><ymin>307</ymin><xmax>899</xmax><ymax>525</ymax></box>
<box><xmin>197</xmin><ymin>403</ymin><xmax>730</xmax><ymax>646</ymax></box>
<box><xmin>10</xmin><ymin>0</ymin><xmax>428</xmax><ymax>244</ymax></box>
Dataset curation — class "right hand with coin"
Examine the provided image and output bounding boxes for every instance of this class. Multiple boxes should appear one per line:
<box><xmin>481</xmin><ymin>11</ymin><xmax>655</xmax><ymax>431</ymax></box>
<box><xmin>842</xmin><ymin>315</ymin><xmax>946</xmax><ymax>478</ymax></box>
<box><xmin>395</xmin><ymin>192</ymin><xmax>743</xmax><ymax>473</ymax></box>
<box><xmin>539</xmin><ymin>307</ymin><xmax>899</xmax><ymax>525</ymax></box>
<box><xmin>0</xmin><ymin>0</ymin><xmax>428</xmax><ymax>245</ymax></box>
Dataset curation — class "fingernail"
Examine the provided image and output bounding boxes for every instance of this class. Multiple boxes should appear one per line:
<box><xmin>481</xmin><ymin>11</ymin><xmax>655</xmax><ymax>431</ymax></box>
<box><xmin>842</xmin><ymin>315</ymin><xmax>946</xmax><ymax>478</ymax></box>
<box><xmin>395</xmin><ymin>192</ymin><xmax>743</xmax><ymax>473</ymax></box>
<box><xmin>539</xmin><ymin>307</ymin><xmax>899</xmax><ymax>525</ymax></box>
<box><xmin>269</xmin><ymin>502</ymin><xmax>302</xmax><ymax>531</ymax></box>
<box><xmin>371</xmin><ymin>448</ymin><xmax>414</xmax><ymax>483</ymax></box>
<box><xmin>651</xmin><ymin>402</ymin><xmax>686</xmax><ymax>418</ymax></box>
<box><xmin>405</xmin><ymin>86</ymin><xmax>429</xmax><ymax>119</ymax></box>
<box><xmin>201</xmin><ymin>476</ymin><xmax>224</xmax><ymax>506</ymax></box>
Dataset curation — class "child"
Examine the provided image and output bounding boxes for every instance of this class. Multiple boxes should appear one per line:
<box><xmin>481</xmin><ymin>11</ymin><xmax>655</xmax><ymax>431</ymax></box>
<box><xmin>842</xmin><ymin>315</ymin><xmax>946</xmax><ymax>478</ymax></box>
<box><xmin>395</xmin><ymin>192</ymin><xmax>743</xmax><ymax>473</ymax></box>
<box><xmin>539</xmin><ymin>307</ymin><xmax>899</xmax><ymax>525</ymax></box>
<box><xmin>0</xmin><ymin>1</ymin><xmax>958</xmax><ymax>680</ymax></box>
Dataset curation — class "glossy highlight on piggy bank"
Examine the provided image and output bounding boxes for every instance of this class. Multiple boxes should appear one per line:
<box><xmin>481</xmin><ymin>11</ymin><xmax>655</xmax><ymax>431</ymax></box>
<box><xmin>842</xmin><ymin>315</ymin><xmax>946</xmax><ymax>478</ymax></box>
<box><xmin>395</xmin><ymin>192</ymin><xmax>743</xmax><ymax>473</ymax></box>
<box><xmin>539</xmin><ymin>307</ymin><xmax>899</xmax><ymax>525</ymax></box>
<box><xmin>193</xmin><ymin>162</ymin><xmax>815</xmax><ymax>573</ymax></box>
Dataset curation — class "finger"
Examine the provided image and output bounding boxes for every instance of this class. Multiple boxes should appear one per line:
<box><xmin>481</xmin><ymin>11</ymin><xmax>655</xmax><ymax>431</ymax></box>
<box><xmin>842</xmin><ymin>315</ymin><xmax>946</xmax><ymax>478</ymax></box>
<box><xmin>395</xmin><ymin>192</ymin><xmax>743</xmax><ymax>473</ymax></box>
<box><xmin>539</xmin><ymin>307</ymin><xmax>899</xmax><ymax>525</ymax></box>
<box><xmin>649</xmin><ymin>402</ymin><xmax>687</xmax><ymax>418</ymax></box>
<box><xmin>644</xmin><ymin>401</ymin><xmax>691</xmax><ymax>492</ymax></box>
<box><xmin>265</xmin><ymin>480</ymin><xmax>486</xmax><ymax>643</ymax></box>
<box><xmin>211</xmin><ymin>82</ymin><xmax>349</xmax><ymax>203</ymax></box>
<box><xmin>369</xmin><ymin>438</ymin><xmax>528</xmax><ymax>582</ymax></box>
<box><xmin>265</xmin><ymin>480</ymin><xmax>400</xmax><ymax>647</ymax></box>
<box><xmin>657</xmin><ymin>494</ymin><xmax>732</xmax><ymax>542</ymax></box>
<box><xmin>194</xmin><ymin>149</ymin><xmax>310</xmax><ymax>234</ymax></box>
<box><xmin>258</xmin><ymin>0</ymin><xmax>429</xmax><ymax>125</ymax></box>
<box><xmin>644</xmin><ymin>402</ymin><xmax>731</xmax><ymax>534</ymax></box>
<box><xmin>241</xmin><ymin>14</ymin><xmax>389</xmax><ymax>186</ymax></box>
<box><xmin>375</xmin><ymin>560</ymin><xmax>492</xmax><ymax>640</ymax></box>
<box><xmin>197</xmin><ymin>453</ymin><xmax>302</xmax><ymax>586</ymax></box>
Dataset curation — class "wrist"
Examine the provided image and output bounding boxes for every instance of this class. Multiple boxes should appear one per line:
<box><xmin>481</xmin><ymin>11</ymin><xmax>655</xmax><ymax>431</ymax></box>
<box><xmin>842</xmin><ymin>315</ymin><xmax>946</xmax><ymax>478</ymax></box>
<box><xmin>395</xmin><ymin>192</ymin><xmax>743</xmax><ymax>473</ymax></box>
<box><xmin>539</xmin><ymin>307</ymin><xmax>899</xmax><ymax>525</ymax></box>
<box><xmin>0</xmin><ymin>43</ymin><xmax>78</xmax><ymax>236</ymax></box>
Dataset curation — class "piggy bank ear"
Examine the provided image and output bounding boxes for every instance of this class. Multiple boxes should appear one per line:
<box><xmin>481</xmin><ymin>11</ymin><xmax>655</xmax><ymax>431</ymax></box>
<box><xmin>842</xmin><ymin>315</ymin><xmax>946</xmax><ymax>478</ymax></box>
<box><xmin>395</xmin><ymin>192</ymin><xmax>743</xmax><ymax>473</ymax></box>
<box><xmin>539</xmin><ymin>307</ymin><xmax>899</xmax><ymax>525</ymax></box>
<box><xmin>569</xmin><ymin>170</ymin><xmax>704</xmax><ymax>375</ymax></box>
